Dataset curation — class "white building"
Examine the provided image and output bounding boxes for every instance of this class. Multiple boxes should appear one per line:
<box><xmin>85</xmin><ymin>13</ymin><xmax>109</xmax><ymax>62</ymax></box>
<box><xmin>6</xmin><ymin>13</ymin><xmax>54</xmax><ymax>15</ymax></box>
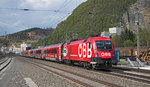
<box><xmin>109</xmin><ymin>27</ymin><xmax>122</xmax><ymax>35</ymax></box>
<box><xmin>11</xmin><ymin>44</ymin><xmax>21</xmax><ymax>54</ymax></box>
<box><xmin>20</xmin><ymin>42</ymin><xmax>31</xmax><ymax>52</ymax></box>
<box><xmin>101</xmin><ymin>31</ymin><xmax>110</xmax><ymax>38</ymax></box>
<box><xmin>1</xmin><ymin>46</ymin><xmax>9</xmax><ymax>53</ymax></box>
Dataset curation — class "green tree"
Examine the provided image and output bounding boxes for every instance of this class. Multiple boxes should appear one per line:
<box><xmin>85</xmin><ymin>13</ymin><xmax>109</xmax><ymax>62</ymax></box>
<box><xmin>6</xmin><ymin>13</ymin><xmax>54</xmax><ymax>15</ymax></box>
<box><xmin>120</xmin><ymin>29</ymin><xmax>135</xmax><ymax>42</ymax></box>
<box><xmin>111</xmin><ymin>36</ymin><xmax>122</xmax><ymax>47</ymax></box>
<box><xmin>123</xmin><ymin>40</ymin><xmax>134</xmax><ymax>47</ymax></box>
<box><xmin>140</xmin><ymin>28</ymin><xmax>150</xmax><ymax>46</ymax></box>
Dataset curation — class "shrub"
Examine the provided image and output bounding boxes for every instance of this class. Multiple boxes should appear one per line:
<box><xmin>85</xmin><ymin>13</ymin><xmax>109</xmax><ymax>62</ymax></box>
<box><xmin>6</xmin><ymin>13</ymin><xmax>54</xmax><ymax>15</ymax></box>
<box><xmin>123</xmin><ymin>40</ymin><xmax>134</xmax><ymax>47</ymax></box>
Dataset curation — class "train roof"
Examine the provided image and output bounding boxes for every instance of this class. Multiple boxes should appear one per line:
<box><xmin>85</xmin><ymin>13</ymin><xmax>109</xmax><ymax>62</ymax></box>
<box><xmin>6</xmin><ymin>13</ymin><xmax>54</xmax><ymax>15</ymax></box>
<box><xmin>87</xmin><ymin>37</ymin><xmax>111</xmax><ymax>41</ymax></box>
<box><xmin>69</xmin><ymin>37</ymin><xmax>111</xmax><ymax>43</ymax></box>
<box><xmin>44</xmin><ymin>43</ymin><xmax>63</xmax><ymax>49</ymax></box>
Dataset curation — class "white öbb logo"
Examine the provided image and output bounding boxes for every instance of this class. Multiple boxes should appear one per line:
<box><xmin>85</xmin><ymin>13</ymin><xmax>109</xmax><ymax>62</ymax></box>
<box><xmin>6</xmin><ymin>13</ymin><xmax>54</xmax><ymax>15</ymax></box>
<box><xmin>63</xmin><ymin>46</ymin><xmax>68</xmax><ymax>57</ymax></box>
<box><xmin>78</xmin><ymin>43</ymin><xmax>92</xmax><ymax>58</ymax></box>
<box><xmin>101</xmin><ymin>52</ymin><xmax>111</xmax><ymax>57</ymax></box>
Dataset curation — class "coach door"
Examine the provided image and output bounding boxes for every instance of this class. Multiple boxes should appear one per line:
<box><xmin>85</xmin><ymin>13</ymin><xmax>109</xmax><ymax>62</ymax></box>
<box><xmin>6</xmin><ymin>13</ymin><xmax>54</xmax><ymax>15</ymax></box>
<box><xmin>68</xmin><ymin>42</ymin><xmax>71</xmax><ymax>60</ymax></box>
<box><xmin>42</xmin><ymin>48</ymin><xmax>45</xmax><ymax>59</ymax></box>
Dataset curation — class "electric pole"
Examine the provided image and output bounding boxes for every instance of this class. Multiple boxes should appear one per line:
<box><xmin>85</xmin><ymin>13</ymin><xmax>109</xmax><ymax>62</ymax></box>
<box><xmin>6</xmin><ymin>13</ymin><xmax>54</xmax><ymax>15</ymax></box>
<box><xmin>135</xmin><ymin>7</ymin><xmax>140</xmax><ymax>56</ymax></box>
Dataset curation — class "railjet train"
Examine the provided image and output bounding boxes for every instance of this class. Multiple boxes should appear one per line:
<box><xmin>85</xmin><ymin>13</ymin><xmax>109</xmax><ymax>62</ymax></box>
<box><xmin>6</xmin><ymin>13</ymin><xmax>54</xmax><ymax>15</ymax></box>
<box><xmin>21</xmin><ymin>37</ymin><xmax>118</xmax><ymax>69</ymax></box>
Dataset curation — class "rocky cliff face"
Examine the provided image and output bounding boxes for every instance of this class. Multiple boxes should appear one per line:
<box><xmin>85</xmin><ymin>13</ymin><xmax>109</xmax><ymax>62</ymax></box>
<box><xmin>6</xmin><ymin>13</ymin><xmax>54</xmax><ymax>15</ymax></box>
<box><xmin>122</xmin><ymin>0</ymin><xmax>150</xmax><ymax>33</ymax></box>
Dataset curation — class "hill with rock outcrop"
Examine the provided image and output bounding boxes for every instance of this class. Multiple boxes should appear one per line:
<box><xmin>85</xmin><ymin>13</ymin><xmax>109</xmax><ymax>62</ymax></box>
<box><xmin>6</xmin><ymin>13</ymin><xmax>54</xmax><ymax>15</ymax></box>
<box><xmin>34</xmin><ymin>0</ymin><xmax>137</xmax><ymax>47</ymax></box>
<box><xmin>0</xmin><ymin>27</ymin><xmax>54</xmax><ymax>47</ymax></box>
<box><xmin>122</xmin><ymin>0</ymin><xmax>150</xmax><ymax>33</ymax></box>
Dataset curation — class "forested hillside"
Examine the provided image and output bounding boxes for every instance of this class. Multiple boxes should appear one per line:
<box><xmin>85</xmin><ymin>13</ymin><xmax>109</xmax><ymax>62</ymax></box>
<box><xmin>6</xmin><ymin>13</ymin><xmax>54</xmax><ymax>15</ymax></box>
<box><xmin>33</xmin><ymin>0</ymin><xmax>136</xmax><ymax>47</ymax></box>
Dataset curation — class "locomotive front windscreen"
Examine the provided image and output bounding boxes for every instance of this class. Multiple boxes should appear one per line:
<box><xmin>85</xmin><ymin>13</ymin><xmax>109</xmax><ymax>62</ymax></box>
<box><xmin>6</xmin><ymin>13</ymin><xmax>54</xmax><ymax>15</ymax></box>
<box><xmin>96</xmin><ymin>40</ymin><xmax>112</xmax><ymax>51</ymax></box>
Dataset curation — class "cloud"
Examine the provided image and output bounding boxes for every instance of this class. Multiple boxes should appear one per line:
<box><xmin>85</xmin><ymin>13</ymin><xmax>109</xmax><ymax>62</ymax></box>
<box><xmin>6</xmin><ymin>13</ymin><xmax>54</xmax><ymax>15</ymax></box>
<box><xmin>0</xmin><ymin>0</ymin><xmax>87</xmax><ymax>35</ymax></box>
<box><xmin>20</xmin><ymin>0</ymin><xmax>63</xmax><ymax>9</ymax></box>
<box><xmin>13</xmin><ymin>20</ymin><xmax>22</xmax><ymax>26</ymax></box>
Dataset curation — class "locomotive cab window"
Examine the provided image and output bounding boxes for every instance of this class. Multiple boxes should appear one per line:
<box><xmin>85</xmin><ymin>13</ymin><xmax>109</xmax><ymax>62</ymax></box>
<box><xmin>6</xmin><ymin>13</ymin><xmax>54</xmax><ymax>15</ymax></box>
<box><xmin>95</xmin><ymin>40</ymin><xmax>112</xmax><ymax>51</ymax></box>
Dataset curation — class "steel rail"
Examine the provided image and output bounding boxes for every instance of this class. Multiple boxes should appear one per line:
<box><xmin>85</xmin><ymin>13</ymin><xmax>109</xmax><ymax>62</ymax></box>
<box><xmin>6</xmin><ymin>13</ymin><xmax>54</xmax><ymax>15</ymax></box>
<box><xmin>0</xmin><ymin>58</ymin><xmax>12</xmax><ymax>71</ymax></box>
<box><xmin>22</xmin><ymin>57</ymin><xmax>119</xmax><ymax>87</ymax></box>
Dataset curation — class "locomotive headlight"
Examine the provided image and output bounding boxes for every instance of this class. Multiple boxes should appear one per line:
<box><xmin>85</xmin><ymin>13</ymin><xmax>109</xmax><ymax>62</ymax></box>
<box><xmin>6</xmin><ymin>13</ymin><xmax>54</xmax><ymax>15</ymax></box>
<box><xmin>95</xmin><ymin>53</ymin><xmax>99</xmax><ymax>57</ymax></box>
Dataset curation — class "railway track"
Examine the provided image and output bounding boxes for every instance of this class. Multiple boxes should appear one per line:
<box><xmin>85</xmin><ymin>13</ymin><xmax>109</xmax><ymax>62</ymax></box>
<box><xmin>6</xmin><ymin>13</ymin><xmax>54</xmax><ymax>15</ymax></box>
<box><xmin>20</xmin><ymin>56</ymin><xmax>150</xmax><ymax>87</ymax></box>
<box><xmin>0</xmin><ymin>58</ymin><xmax>12</xmax><ymax>71</ymax></box>
<box><xmin>110</xmin><ymin>66</ymin><xmax>150</xmax><ymax>84</ymax></box>
<box><xmin>87</xmin><ymin>67</ymin><xmax>150</xmax><ymax>85</ymax></box>
<box><xmin>102</xmin><ymin>70</ymin><xmax>150</xmax><ymax>84</ymax></box>
<box><xmin>111</xmin><ymin>68</ymin><xmax>150</xmax><ymax>79</ymax></box>
<box><xmin>113</xmin><ymin>66</ymin><xmax>150</xmax><ymax>74</ymax></box>
<box><xmin>0</xmin><ymin>58</ymin><xmax>8</xmax><ymax>65</ymax></box>
<box><xmin>22</xmin><ymin>57</ymin><xmax>119</xmax><ymax>87</ymax></box>
<box><xmin>71</xmin><ymin>66</ymin><xmax>150</xmax><ymax>86</ymax></box>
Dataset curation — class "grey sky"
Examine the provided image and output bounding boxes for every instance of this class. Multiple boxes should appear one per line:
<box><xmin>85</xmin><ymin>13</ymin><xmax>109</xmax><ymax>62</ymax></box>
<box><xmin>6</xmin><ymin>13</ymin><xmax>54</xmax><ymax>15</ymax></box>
<box><xmin>0</xmin><ymin>0</ymin><xmax>87</xmax><ymax>36</ymax></box>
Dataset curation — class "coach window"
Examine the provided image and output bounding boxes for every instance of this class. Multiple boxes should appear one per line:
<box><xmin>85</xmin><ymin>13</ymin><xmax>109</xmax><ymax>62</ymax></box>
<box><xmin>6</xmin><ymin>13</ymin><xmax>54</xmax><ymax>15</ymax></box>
<box><xmin>44</xmin><ymin>50</ymin><xmax>46</xmax><ymax>53</ymax></box>
<box><xmin>48</xmin><ymin>50</ymin><xmax>50</xmax><ymax>53</ymax></box>
<box><xmin>54</xmin><ymin>49</ymin><xmax>57</xmax><ymax>53</ymax></box>
<box><xmin>50</xmin><ymin>50</ymin><xmax>51</xmax><ymax>53</ymax></box>
<box><xmin>38</xmin><ymin>50</ymin><xmax>41</xmax><ymax>54</ymax></box>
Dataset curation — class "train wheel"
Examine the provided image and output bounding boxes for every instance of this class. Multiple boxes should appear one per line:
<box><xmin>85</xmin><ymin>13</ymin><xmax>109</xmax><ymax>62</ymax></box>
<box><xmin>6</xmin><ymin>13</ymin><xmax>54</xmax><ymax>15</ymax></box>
<box><xmin>91</xmin><ymin>64</ymin><xmax>96</xmax><ymax>69</ymax></box>
<box><xmin>56</xmin><ymin>59</ymin><xmax>62</xmax><ymax>64</ymax></box>
<box><xmin>70</xmin><ymin>60</ymin><xmax>74</xmax><ymax>66</ymax></box>
<box><xmin>43</xmin><ymin>57</ymin><xmax>46</xmax><ymax>61</ymax></box>
<box><xmin>84</xmin><ymin>62</ymin><xmax>91</xmax><ymax>70</ymax></box>
<box><xmin>83</xmin><ymin>62</ymin><xmax>86</xmax><ymax>68</ymax></box>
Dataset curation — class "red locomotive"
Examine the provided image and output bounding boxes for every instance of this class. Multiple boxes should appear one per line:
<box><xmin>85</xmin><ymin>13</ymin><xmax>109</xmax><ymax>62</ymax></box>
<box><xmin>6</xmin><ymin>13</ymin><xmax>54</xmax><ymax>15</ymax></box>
<box><xmin>22</xmin><ymin>37</ymin><xmax>117</xmax><ymax>69</ymax></box>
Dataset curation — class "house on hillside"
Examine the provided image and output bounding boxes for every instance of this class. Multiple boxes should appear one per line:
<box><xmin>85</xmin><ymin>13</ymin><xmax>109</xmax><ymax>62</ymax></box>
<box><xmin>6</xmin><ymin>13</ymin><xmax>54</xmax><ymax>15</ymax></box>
<box><xmin>20</xmin><ymin>42</ymin><xmax>31</xmax><ymax>52</ymax></box>
<box><xmin>109</xmin><ymin>27</ymin><xmax>122</xmax><ymax>37</ymax></box>
<box><xmin>10</xmin><ymin>44</ymin><xmax>21</xmax><ymax>54</ymax></box>
<box><xmin>101</xmin><ymin>31</ymin><xmax>110</xmax><ymax>38</ymax></box>
<box><xmin>1</xmin><ymin>46</ymin><xmax>9</xmax><ymax>54</ymax></box>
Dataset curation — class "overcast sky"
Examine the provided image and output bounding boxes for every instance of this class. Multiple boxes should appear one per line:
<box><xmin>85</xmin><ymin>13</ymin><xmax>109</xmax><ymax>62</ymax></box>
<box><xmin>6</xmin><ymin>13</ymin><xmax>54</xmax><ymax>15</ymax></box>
<box><xmin>0</xmin><ymin>0</ymin><xmax>87</xmax><ymax>36</ymax></box>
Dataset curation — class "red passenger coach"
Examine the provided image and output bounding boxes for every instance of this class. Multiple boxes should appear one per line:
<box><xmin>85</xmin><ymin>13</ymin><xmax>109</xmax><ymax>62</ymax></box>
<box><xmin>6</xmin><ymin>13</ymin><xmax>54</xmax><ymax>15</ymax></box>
<box><xmin>26</xmin><ymin>50</ymin><xmax>29</xmax><ymax>57</ymax></box>
<box><xmin>20</xmin><ymin>51</ymin><xmax>25</xmax><ymax>56</ymax></box>
<box><xmin>44</xmin><ymin>43</ymin><xmax>63</xmax><ymax>61</ymax></box>
<box><xmin>35</xmin><ymin>48</ymin><xmax>43</xmax><ymax>58</ymax></box>
<box><xmin>29</xmin><ymin>49</ymin><xmax>34</xmax><ymax>57</ymax></box>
